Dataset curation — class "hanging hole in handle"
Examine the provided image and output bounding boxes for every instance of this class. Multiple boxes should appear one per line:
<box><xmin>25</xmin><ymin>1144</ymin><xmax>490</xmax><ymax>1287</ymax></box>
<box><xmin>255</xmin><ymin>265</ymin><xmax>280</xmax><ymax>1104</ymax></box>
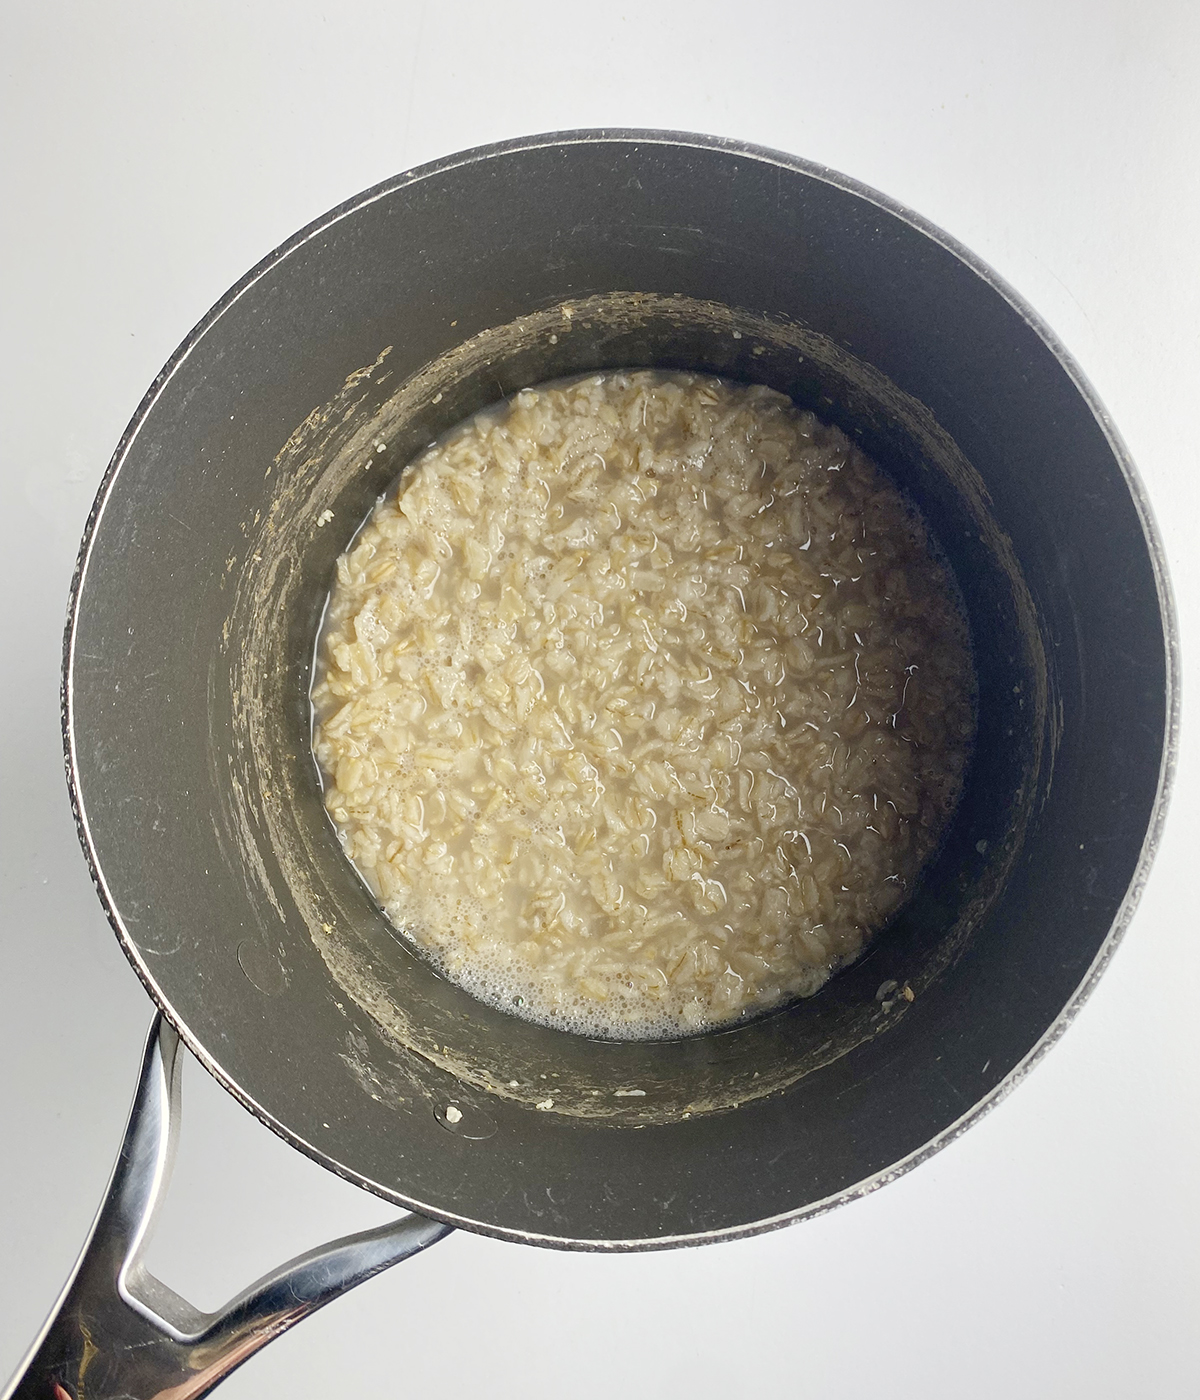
<box><xmin>138</xmin><ymin>1048</ymin><xmax>400</xmax><ymax>1315</ymax></box>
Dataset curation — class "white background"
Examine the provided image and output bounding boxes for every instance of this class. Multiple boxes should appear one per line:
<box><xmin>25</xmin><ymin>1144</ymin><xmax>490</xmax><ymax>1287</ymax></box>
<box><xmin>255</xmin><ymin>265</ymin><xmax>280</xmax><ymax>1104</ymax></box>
<box><xmin>2</xmin><ymin>3</ymin><xmax>1198</xmax><ymax>1396</ymax></box>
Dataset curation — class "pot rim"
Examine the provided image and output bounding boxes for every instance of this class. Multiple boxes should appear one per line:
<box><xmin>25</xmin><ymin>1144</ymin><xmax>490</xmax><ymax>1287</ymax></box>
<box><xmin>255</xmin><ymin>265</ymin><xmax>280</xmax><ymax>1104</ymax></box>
<box><xmin>61</xmin><ymin>128</ymin><xmax>1181</xmax><ymax>1250</ymax></box>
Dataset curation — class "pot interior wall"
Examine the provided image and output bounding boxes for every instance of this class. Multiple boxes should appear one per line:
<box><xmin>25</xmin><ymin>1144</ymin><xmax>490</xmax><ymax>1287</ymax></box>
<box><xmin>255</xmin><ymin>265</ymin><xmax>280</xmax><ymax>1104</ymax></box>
<box><xmin>244</xmin><ymin>291</ymin><xmax>1043</xmax><ymax>1128</ymax></box>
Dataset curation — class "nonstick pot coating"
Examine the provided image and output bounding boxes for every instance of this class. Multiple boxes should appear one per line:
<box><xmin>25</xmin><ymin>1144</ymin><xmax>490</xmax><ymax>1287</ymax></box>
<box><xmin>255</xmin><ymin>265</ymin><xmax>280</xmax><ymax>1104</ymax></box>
<box><xmin>64</xmin><ymin>131</ymin><xmax>1174</xmax><ymax>1248</ymax></box>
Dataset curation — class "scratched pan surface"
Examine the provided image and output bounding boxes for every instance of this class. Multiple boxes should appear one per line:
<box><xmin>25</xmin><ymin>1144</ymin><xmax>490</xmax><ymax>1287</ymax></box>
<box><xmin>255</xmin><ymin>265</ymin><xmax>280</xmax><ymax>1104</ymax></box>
<box><xmin>64</xmin><ymin>131</ymin><xmax>1175</xmax><ymax>1248</ymax></box>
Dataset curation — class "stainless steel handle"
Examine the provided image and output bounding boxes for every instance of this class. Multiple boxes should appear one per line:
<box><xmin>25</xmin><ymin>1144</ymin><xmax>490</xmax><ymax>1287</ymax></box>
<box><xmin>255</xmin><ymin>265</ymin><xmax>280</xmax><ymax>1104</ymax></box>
<box><xmin>2</xmin><ymin>1015</ymin><xmax>452</xmax><ymax>1400</ymax></box>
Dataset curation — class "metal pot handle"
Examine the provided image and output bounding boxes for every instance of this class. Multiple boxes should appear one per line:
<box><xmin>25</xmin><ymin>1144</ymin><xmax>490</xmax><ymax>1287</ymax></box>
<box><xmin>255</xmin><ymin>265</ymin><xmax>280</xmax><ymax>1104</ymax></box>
<box><xmin>2</xmin><ymin>1015</ymin><xmax>453</xmax><ymax>1400</ymax></box>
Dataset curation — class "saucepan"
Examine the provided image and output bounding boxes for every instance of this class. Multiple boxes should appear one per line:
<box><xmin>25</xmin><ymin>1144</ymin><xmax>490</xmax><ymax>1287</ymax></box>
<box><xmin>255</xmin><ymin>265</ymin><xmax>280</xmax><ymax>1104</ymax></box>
<box><xmin>4</xmin><ymin>131</ymin><xmax>1177</xmax><ymax>1399</ymax></box>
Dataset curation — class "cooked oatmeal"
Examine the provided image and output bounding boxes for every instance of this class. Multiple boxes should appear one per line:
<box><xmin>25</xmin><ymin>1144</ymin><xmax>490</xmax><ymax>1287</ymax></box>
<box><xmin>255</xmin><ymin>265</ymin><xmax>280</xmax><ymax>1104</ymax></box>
<box><xmin>311</xmin><ymin>371</ymin><xmax>975</xmax><ymax>1038</ymax></box>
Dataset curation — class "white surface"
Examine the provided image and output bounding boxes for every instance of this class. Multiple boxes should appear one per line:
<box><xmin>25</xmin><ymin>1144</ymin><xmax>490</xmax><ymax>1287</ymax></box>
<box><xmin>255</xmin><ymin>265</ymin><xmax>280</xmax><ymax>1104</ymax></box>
<box><xmin>2</xmin><ymin>2</ymin><xmax>1197</xmax><ymax>1396</ymax></box>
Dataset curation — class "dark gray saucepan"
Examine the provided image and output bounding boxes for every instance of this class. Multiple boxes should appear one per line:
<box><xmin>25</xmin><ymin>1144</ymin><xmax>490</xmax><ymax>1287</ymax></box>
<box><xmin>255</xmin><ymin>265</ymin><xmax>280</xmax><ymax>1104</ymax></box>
<box><xmin>6</xmin><ymin>131</ymin><xmax>1177</xmax><ymax>1399</ymax></box>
